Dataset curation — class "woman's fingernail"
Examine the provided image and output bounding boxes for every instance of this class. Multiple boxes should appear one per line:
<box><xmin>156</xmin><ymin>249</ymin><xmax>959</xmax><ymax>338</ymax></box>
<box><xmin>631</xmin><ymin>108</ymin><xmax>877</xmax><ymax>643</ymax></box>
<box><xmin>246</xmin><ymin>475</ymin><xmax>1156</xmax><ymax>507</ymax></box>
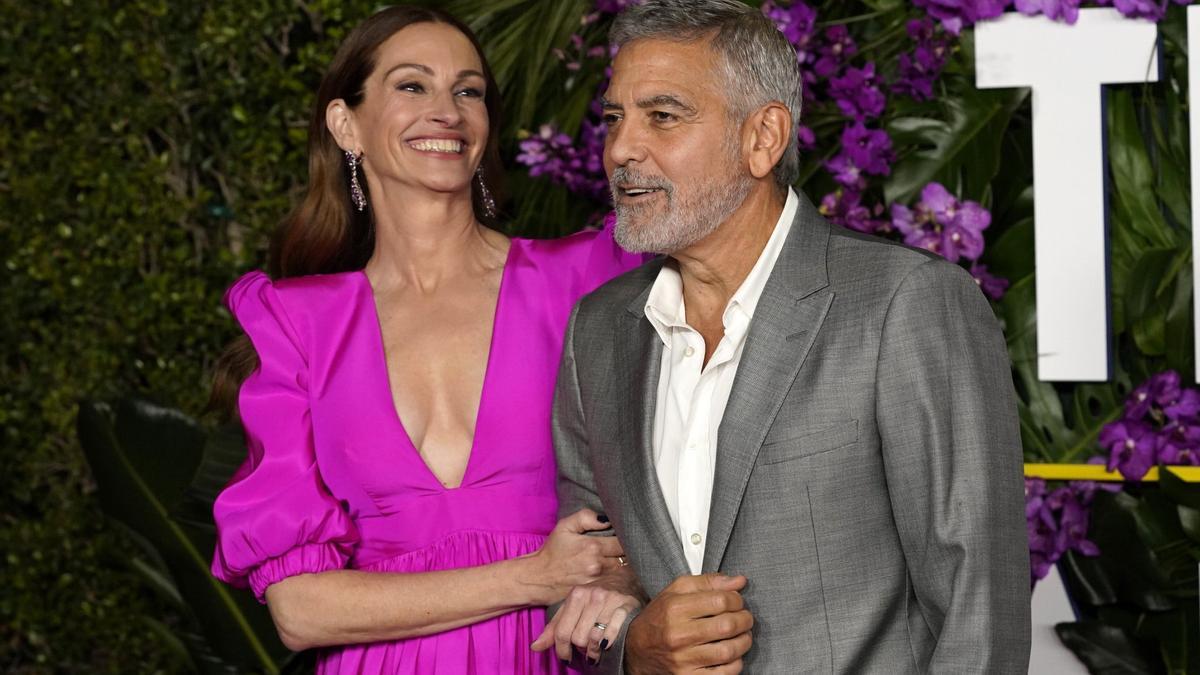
<box><xmin>560</xmin><ymin>658</ymin><xmax>570</xmax><ymax>666</ymax></box>
<box><xmin>600</xmin><ymin>638</ymin><xmax>610</xmax><ymax>650</ymax></box>
<box><xmin>597</xmin><ymin>513</ymin><xmax>610</xmax><ymax>523</ymax></box>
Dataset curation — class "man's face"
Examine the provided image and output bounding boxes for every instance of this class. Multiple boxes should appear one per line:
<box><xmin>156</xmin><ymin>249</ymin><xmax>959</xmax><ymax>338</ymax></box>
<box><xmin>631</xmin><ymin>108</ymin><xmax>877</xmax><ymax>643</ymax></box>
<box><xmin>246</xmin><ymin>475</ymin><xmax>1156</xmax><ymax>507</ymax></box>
<box><xmin>602</xmin><ymin>37</ymin><xmax>753</xmax><ymax>254</ymax></box>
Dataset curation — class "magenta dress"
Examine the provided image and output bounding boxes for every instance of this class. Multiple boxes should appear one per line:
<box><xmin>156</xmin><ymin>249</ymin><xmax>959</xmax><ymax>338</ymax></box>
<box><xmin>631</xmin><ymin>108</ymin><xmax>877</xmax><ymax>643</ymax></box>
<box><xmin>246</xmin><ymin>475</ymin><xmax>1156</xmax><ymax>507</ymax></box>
<box><xmin>211</xmin><ymin>226</ymin><xmax>644</xmax><ymax>673</ymax></box>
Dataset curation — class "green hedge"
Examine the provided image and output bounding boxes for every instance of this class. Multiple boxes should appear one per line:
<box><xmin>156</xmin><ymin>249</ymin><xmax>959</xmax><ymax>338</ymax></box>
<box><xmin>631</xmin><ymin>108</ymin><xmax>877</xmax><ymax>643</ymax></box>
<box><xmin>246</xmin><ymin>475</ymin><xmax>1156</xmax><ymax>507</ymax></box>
<box><xmin>1</xmin><ymin>0</ymin><xmax>614</xmax><ymax>668</ymax></box>
<box><xmin>1</xmin><ymin>1</ymin><xmax>416</xmax><ymax>669</ymax></box>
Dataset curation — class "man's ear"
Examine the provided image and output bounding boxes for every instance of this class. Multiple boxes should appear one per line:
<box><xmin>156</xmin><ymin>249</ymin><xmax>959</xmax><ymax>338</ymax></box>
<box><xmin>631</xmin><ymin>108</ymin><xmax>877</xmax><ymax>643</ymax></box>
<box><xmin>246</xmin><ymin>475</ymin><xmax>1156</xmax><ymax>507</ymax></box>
<box><xmin>326</xmin><ymin>98</ymin><xmax>360</xmax><ymax>154</ymax></box>
<box><xmin>745</xmin><ymin>102</ymin><xmax>791</xmax><ymax>180</ymax></box>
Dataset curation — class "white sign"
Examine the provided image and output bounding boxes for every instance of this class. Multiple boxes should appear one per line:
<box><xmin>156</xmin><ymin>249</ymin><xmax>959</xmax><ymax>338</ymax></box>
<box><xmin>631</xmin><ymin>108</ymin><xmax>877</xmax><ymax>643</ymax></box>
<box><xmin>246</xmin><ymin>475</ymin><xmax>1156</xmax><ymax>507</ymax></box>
<box><xmin>975</xmin><ymin>9</ymin><xmax>1160</xmax><ymax>382</ymax></box>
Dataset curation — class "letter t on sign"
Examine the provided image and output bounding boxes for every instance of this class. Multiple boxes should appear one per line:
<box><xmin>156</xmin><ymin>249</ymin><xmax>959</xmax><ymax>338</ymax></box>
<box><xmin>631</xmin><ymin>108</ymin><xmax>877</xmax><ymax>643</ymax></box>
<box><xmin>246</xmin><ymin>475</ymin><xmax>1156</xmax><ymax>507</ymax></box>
<box><xmin>976</xmin><ymin>9</ymin><xmax>1159</xmax><ymax>382</ymax></box>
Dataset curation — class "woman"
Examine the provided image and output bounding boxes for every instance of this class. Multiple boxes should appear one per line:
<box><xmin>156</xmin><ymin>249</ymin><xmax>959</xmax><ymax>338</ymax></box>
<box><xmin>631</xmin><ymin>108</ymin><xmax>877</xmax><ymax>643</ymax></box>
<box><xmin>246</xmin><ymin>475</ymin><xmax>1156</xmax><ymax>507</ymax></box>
<box><xmin>209</xmin><ymin>7</ymin><xmax>641</xmax><ymax>672</ymax></box>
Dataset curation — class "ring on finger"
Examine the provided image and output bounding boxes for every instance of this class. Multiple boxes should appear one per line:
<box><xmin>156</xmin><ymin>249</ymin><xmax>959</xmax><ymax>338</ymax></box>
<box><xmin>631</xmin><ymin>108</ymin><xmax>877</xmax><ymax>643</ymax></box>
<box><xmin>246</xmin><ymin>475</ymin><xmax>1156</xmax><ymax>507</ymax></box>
<box><xmin>616</xmin><ymin>555</ymin><xmax>628</xmax><ymax>566</ymax></box>
<box><xmin>592</xmin><ymin>622</ymin><xmax>608</xmax><ymax>631</ymax></box>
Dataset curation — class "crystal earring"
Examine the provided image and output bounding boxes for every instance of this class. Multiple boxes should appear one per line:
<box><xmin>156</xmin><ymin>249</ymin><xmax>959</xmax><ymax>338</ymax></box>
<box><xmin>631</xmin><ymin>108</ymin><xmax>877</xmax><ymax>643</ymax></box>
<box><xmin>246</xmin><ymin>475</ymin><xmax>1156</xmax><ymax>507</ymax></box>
<box><xmin>345</xmin><ymin>150</ymin><xmax>366</xmax><ymax>211</ymax></box>
<box><xmin>475</xmin><ymin>167</ymin><xmax>497</xmax><ymax>219</ymax></box>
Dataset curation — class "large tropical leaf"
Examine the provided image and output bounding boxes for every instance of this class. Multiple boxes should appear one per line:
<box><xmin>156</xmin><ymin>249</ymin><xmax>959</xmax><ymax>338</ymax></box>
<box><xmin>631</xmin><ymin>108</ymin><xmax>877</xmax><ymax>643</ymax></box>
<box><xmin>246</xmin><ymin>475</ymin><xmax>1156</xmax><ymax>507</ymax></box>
<box><xmin>999</xmin><ymin>275</ymin><xmax>1126</xmax><ymax>462</ymax></box>
<box><xmin>78</xmin><ymin>399</ymin><xmax>289</xmax><ymax>674</ymax></box>
<box><xmin>883</xmin><ymin>86</ymin><xmax>1027</xmax><ymax>205</ymax></box>
<box><xmin>1055</xmin><ymin>621</ymin><xmax>1162</xmax><ymax>674</ymax></box>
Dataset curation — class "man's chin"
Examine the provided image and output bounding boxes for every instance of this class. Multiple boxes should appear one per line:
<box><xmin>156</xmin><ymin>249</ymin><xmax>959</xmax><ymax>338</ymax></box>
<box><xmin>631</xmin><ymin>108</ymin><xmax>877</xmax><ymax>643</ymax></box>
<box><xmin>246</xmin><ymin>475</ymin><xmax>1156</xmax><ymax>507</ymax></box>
<box><xmin>613</xmin><ymin>216</ymin><xmax>670</xmax><ymax>254</ymax></box>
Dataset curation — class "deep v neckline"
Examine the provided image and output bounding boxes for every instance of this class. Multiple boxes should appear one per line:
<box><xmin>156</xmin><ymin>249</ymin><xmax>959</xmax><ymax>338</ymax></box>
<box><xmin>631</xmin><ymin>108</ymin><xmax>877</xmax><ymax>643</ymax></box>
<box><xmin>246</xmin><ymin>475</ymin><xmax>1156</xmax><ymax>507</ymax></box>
<box><xmin>359</xmin><ymin>242</ymin><xmax>515</xmax><ymax>491</ymax></box>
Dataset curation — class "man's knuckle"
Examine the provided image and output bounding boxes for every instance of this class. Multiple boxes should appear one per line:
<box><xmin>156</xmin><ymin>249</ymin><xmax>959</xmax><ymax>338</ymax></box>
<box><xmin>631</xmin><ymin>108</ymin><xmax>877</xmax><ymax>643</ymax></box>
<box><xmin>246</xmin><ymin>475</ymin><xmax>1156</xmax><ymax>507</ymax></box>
<box><xmin>664</xmin><ymin>628</ymin><xmax>686</xmax><ymax>650</ymax></box>
<box><xmin>724</xmin><ymin>591</ymin><xmax>743</xmax><ymax>610</ymax></box>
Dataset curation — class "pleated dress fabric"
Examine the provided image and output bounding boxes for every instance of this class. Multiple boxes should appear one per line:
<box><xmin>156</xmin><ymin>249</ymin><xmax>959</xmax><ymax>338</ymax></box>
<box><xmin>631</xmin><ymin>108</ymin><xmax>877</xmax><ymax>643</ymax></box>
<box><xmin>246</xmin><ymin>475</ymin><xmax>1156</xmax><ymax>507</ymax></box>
<box><xmin>210</xmin><ymin>226</ymin><xmax>645</xmax><ymax>673</ymax></box>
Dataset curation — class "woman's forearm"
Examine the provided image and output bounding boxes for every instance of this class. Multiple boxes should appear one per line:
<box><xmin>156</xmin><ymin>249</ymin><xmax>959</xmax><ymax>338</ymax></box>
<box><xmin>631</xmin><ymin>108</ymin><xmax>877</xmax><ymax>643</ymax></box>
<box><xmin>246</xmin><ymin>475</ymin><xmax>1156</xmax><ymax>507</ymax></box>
<box><xmin>266</xmin><ymin>553</ymin><xmax>555</xmax><ymax>650</ymax></box>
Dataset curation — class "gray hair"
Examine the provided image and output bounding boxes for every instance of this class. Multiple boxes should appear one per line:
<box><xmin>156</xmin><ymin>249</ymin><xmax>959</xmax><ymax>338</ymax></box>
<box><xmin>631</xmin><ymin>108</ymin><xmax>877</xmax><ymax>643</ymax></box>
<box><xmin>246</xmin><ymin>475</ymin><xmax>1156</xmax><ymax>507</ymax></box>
<box><xmin>610</xmin><ymin>0</ymin><xmax>803</xmax><ymax>187</ymax></box>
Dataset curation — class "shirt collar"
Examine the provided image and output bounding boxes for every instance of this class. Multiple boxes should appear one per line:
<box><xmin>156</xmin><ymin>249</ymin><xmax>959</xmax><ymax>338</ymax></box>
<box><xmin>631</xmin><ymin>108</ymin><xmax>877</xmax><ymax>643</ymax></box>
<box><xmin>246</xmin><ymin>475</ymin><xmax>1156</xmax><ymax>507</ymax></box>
<box><xmin>644</xmin><ymin>187</ymin><xmax>799</xmax><ymax>345</ymax></box>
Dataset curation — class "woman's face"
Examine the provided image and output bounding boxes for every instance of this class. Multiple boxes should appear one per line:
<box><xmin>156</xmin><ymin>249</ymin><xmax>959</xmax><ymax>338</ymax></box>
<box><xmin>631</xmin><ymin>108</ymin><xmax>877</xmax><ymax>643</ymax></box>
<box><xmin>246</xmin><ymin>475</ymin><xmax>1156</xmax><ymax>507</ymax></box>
<box><xmin>348</xmin><ymin>22</ymin><xmax>489</xmax><ymax>198</ymax></box>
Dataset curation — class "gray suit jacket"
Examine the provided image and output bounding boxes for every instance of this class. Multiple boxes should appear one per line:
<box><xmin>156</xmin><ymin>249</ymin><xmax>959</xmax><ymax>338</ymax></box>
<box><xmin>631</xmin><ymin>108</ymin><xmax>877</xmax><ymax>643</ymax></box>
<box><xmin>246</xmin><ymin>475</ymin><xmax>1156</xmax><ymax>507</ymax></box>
<box><xmin>552</xmin><ymin>193</ymin><xmax>1031</xmax><ymax>673</ymax></box>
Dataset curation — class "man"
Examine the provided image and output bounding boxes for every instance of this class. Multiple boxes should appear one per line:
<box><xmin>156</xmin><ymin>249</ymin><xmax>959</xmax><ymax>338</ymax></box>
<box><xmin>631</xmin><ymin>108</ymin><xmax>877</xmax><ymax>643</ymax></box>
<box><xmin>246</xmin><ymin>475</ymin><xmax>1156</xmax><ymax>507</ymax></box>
<box><xmin>550</xmin><ymin>0</ymin><xmax>1031</xmax><ymax>672</ymax></box>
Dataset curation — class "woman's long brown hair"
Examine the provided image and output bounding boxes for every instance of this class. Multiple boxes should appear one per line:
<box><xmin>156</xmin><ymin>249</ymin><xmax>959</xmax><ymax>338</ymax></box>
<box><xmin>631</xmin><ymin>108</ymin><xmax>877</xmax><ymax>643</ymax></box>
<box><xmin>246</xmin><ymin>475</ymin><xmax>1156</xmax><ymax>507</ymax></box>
<box><xmin>209</xmin><ymin>6</ymin><xmax>505</xmax><ymax>417</ymax></box>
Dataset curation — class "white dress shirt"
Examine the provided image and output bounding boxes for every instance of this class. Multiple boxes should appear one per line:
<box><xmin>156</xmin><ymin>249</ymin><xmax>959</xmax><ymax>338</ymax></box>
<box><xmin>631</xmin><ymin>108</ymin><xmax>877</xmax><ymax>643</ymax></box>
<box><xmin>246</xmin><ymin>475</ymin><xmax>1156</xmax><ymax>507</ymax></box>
<box><xmin>644</xmin><ymin>188</ymin><xmax>799</xmax><ymax>573</ymax></box>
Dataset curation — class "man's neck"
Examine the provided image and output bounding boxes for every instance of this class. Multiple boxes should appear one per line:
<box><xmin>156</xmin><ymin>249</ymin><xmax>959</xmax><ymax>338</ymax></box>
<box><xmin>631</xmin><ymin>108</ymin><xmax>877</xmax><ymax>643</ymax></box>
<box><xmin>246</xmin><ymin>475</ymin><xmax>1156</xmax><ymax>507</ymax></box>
<box><xmin>672</xmin><ymin>182</ymin><xmax>786</xmax><ymax>361</ymax></box>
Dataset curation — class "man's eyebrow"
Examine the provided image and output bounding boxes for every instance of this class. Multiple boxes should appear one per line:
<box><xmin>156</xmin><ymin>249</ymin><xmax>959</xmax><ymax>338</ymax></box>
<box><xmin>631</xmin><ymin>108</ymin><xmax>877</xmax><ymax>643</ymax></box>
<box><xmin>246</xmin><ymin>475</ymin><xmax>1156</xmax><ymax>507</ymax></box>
<box><xmin>636</xmin><ymin>94</ymin><xmax>696</xmax><ymax>114</ymax></box>
<box><xmin>600</xmin><ymin>96</ymin><xmax>622</xmax><ymax>110</ymax></box>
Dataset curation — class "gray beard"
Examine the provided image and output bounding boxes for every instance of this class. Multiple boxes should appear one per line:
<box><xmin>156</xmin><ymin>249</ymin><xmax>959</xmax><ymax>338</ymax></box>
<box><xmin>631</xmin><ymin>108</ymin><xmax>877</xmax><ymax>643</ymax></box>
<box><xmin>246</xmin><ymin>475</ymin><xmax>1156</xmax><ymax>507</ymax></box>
<box><xmin>611</xmin><ymin>163</ymin><xmax>754</xmax><ymax>255</ymax></box>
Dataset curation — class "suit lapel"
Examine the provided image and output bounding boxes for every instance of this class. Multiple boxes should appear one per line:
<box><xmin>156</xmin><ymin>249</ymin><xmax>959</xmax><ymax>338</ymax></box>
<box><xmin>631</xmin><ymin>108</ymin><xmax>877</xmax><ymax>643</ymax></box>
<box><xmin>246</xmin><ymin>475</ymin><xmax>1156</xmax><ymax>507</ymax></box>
<box><xmin>702</xmin><ymin>193</ymin><xmax>836</xmax><ymax>573</ymax></box>
<box><xmin>615</xmin><ymin>276</ymin><xmax>691</xmax><ymax>578</ymax></box>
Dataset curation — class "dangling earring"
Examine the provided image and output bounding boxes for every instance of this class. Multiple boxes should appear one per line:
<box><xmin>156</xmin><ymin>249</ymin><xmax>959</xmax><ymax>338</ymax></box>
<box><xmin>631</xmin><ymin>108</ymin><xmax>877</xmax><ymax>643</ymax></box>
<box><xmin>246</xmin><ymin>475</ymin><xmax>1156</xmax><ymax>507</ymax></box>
<box><xmin>345</xmin><ymin>150</ymin><xmax>366</xmax><ymax>211</ymax></box>
<box><xmin>475</xmin><ymin>167</ymin><xmax>497</xmax><ymax>219</ymax></box>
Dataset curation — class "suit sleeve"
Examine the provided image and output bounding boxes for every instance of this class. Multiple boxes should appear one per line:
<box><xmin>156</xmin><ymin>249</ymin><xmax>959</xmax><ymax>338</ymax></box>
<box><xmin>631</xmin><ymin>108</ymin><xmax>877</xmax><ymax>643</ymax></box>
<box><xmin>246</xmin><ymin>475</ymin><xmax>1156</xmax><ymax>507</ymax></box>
<box><xmin>554</xmin><ymin>303</ymin><xmax>607</xmax><ymax>519</ymax></box>
<box><xmin>552</xmin><ymin>303</ymin><xmax>640</xmax><ymax>675</ymax></box>
<box><xmin>875</xmin><ymin>259</ymin><xmax>1030</xmax><ymax>674</ymax></box>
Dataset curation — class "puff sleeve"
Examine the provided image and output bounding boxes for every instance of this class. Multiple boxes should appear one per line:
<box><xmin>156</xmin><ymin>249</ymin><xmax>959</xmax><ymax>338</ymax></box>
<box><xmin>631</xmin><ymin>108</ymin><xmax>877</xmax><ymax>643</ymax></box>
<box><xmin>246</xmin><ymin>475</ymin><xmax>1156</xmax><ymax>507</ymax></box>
<box><xmin>211</xmin><ymin>271</ymin><xmax>359</xmax><ymax>602</ymax></box>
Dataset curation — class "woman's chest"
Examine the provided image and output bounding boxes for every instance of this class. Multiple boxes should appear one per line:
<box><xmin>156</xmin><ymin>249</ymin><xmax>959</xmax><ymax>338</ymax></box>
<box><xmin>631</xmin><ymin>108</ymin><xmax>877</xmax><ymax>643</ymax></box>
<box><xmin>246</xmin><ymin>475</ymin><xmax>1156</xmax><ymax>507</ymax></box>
<box><xmin>301</xmin><ymin>286</ymin><xmax>571</xmax><ymax>513</ymax></box>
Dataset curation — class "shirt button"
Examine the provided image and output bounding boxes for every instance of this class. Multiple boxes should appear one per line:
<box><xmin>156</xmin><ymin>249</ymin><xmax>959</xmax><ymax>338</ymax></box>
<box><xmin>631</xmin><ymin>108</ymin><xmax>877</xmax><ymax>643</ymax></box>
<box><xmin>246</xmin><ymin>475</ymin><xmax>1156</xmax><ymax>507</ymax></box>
<box><xmin>684</xmin><ymin>346</ymin><xmax>696</xmax><ymax>357</ymax></box>
<box><xmin>690</xmin><ymin>533</ymin><xmax>702</xmax><ymax>545</ymax></box>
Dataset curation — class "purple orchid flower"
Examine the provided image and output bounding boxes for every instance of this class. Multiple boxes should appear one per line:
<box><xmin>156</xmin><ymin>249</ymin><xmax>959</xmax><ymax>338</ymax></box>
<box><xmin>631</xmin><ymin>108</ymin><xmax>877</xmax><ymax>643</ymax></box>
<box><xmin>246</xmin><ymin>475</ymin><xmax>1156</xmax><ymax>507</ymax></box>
<box><xmin>891</xmin><ymin>182</ymin><xmax>990</xmax><ymax>263</ymax></box>
<box><xmin>819</xmin><ymin>189</ymin><xmax>879</xmax><ymax>234</ymax></box>
<box><xmin>762</xmin><ymin>0</ymin><xmax>818</xmax><ymax>54</ymax></box>
<box><xmin>829</xmin><ymin>62</ymin><xmax>887</xmax><ymax>120</ymax></box>
<box><xmin>1094</xmin><ymin>0</ymin><xmax>1186</xmax><ymax>21</ymax></box>
<box><xmin>969</xmin><ymin>263</ymin><xmax>1010</xmax><ymax>301</ymax></box>
<box><xmin>1025</xmin><ymin>478</ymin><xmax>1103</xmax><ymax>588</ymax></box>
<box><xmin>813</xmin><ymin>25</ymin><xmax>858</xmax><ymax>78</ymax></box>
<box><xmin>1015</xmin><ymin>0</ymin><xmax>1082</xmax><ymax>23</ymax></box>
<box><xmin>825</xmin><ymin>123</ymin><xmax>894</xmax><ymax>190</ymax></box>
<box><xmin>1155</xmin><ymin>420</ymin><xmax>1200</xmax><ymax>465</ymax></box>
<box><xmin>913</xmin><ymin>0</ymin><xmax>1009</xmax><ymax>35</ymax></box>
<box><xmin>1098</xmin><ymin>419</ymin><xmax>1157</xmax><ymax>480</ymax></box>
<box><xmin>893</xmin><ymin>19</ymin><xmax>952</xmax><ymax>102</ymax></box>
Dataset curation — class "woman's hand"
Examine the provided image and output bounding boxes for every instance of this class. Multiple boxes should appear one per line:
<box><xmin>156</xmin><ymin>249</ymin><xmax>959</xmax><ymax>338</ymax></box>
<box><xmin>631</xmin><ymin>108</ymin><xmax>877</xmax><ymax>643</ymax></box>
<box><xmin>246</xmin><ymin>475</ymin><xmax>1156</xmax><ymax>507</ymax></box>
<box><xmin>530</xmin><ymin>563</ymin><xmax>645</xmax><ymax>665</ymax></box>
<box><xmin>520</xmin><ymin>509</ymin><xmax>624</xmax><ymax>605</ymax></box>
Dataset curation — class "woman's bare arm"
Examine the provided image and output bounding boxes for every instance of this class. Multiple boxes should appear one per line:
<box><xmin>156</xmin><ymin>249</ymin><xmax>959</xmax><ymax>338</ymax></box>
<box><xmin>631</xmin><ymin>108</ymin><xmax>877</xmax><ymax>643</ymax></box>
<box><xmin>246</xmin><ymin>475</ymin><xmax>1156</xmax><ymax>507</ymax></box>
<box><xmin>264</xmin><ymin>509</ymin><xmax>621</xmax><ymax>650</ymax></box>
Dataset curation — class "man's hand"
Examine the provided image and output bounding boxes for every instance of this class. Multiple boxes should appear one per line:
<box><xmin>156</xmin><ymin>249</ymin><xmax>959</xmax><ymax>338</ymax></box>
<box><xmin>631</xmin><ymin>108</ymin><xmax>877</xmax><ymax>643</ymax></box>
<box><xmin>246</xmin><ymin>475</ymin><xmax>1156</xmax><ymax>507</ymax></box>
<box><xmin>624</xmin><ymin>573</ymin><xmax>753</xmax><ymax>674</ymax></box>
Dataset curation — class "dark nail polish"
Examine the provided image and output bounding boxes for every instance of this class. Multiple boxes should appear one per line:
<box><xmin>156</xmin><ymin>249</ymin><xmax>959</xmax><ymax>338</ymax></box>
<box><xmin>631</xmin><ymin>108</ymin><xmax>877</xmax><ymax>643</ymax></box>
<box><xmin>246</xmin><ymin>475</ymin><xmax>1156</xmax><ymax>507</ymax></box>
<box><xmin>560</xmin><ymin>658</ymin><xmax>570</xmax><ymax>667</ymax></box>
<box><xmin>597</xmin><ymin>513</ymin><xmax>610</xmax><ymax>523</ymax></box>
<box><xmin>600</xmin><ymin>638</ymin><xmax>610</xmax><ymax>651</ymax></box>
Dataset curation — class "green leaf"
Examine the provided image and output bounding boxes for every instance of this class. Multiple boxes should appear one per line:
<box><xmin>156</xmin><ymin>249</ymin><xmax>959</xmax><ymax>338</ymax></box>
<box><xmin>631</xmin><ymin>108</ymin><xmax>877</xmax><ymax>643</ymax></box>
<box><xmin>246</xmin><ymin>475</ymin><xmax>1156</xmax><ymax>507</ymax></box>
<box><xmin>1176</xmin><ymin>504</ymin><xmax>1200</xmax><ymax>545</ymax></box>
<box><xmin>1107</xmin><ymin>88</ymin><xmax>1175</xmax><ymax>250</ymax></box>
<box><xmin>173</xmin><ymin>423</ymin><xmax>247</xmax><ymax>531</ymax></box>
<box><xmin>77</xmin><ymin>399</ymin><xmax>286</xmax><ymax>674</ymax></box>
<box><xmin>130</xmin><ymin>555</ymin><xmax>185</xmax><ymax>607</ymax></box>
<box><xmin>1125</xmin><ymin>247</ymin><xmax>1179</xmax><ymax>355</ymax></box>
<box><xmin>1055</xmin><ymin>621</ymin><xmax>1163</xmax><ymax>674</ymax></box>
<box><xmin>982</xmin><ymin>217</ymin><xmax>1033</xmax><ymax>295</ymax></box>
<box><xmin>1000</xmin><ymin>275</ymin><xmax>1124</xmax><ymax>462</ymax></box>
<box><xmin>883</xmin><ymin>87</ymin><xmax>1028</xmax><ymax>205</ymax></box>
<box><xmin>1085</xmin><ymin>491</ymin><xmax>1175</xmax><ymax>611</ymax></box>
<box><xmin>1160</xmin><ymin>467</ymin><xmax>1200</xmax><ymax>511</ymax></box>
<box><xmin>1059</xmin><ymin>550</ymin><xmax>1117</xmax><ymax>607</ymax></box>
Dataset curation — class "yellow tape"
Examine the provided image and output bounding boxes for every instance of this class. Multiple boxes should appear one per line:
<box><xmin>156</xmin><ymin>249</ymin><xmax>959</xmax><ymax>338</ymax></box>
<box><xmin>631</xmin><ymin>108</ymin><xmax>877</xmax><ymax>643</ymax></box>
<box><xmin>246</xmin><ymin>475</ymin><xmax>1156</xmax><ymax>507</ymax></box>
<box><xmin>1023</xmin><ymin>463</ymin><xmax>1200</xmax><ymax>482</ymax></box>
